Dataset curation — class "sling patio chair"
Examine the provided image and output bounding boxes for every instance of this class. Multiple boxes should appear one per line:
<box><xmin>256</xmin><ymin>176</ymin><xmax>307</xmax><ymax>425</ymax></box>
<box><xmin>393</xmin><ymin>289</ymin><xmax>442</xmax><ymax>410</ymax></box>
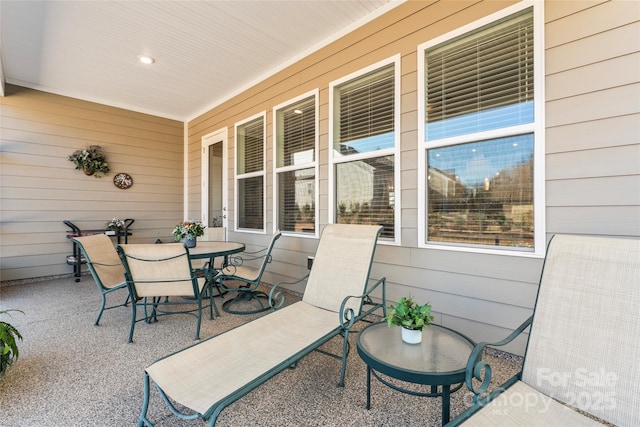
<box><xmin>117</xmin><ymin>243</ymin><xmax>211</xmax><ymax>343</ymax></box>
<box><xmin>447</xmin><ymin>234</ymin><xmax>640</xmax><ymax>427</ymax></box>
<box><xmin>71</xmin><ymin>234</ymin><xmax>129</xmax><ymax>325</ymax></box>
<box><xmin>215</xmin><ymin>230</ymin><xmax>282</xmax><ymax>314</ymax></box>
<box><xmin>136</xmin><ymin>224</ymin><xmax>386</xmax><ymax>426</ymax></box>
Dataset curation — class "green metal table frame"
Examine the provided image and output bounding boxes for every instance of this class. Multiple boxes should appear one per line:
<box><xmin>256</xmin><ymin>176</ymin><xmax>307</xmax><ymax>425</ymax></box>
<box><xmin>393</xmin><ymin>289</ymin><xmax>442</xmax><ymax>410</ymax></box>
<box><xmin>188</xmin><ymin>241</ymin><xmax>245</xmax><ymax>300</ymax></box>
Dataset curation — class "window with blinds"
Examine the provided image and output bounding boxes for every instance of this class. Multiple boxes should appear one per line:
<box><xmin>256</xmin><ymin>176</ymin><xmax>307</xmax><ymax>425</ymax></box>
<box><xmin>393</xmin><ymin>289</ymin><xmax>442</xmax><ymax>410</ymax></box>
<box><xmin>275</xmin><ymin>94</ymin><xmax>317</xmax><ymax>234</ymax></box>
<box><xmin>276</xmin><ymin>96</ymin><xmax>315</xmax><ymax>168</ymax></box>
<box><xmin>236</xmin><ymin>114</ymin><xmax>265</xmax><ymax>231</ymax></box>
<box><xmin>330</xmin><ymin>60</ymin><xmax>398</xmax><ymax>240</ymax></box>
<box><xmin>237</xmin><ymin>116</ymin><xmax>264</xmax><ymax>175</ymax></box>
<box><xmin>425</xmin><ymin>8</ymin><xmax>533</xmax><ymax>141</ymax></box>
<box><xmin>333</xmin><ymin>64</ymin><xmax>395</xmax><ymax>155</ymax></box>
<box><xmin>420</xmin><ymin>6</ymin><xmax>539</xmax><ymax>252</ymax></box>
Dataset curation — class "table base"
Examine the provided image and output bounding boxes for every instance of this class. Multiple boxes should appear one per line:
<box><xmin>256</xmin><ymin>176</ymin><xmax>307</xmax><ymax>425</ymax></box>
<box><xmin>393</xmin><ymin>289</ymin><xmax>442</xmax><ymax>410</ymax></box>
<box><xmin>366</xmin><ymin>367</ymin><xmax>464</xmax><ymax>425</ymax></box>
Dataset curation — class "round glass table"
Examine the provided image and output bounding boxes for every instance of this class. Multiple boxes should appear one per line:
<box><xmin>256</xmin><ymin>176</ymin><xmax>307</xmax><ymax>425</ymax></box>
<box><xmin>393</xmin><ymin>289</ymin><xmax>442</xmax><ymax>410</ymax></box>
<box><xmin>356</xmin><ymin>321</ymin><xmax>475</xmax><ymax>425</ymax></box>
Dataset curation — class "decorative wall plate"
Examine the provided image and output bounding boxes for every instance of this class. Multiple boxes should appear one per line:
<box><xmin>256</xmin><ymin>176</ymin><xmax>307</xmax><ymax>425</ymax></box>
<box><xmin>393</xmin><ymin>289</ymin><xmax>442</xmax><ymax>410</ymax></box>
<box><xmin>113</xmin><ymin>172</ymin><xmax>133</xmax><ymax>189</ymax></box>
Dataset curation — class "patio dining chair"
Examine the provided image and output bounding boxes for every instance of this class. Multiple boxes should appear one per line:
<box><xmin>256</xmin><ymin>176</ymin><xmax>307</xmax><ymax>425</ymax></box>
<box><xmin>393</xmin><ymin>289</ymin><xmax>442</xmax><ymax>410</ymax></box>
<box><xmin>117</xmin><ymin>243</ymin><xmax>210</xmax><ymax>343</ymax></box>
<box><xmin>71</xmin><ymin>234</ymin><xmax>129</xmax><ymax>325</ymax></box>
<box><xmin>215</xmin><ymin>231</ymin><xmax>281</xmax><ymax>314</ymax></box>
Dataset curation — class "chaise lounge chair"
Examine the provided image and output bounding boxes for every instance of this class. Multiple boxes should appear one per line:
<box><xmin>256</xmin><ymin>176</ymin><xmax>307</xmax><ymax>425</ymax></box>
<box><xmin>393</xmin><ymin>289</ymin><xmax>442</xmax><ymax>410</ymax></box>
<box><xmin>137</xmin><ymin>224</ymin><xmax>386</xmax><ymax>426</ymax></box>
<box><xmin>447</xmin><ymin>234</ymin><xmax>640</xmax><ymax>426</ymax></box>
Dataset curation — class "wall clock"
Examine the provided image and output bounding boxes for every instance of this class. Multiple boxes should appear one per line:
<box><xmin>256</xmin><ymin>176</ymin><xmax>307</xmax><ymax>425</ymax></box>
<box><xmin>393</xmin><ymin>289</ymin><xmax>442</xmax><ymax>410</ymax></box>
<box><xmin>113</xmin><ymin>172</ymin><xmax>133</xmax><ymax>189</ymax></box>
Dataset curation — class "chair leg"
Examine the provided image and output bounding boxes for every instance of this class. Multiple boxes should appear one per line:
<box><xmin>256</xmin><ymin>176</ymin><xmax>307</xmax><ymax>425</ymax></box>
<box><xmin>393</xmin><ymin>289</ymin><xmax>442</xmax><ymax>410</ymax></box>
<box><xmin>338</xmin><ymin>330</ymin><xmax>349</xmax><ymax>387</ymax></box>
<box><xmin>208</xmin><ymin>283</ymin><xmax>220</xmax><ymax>319</ymax></box>
<box><xmin>95</xmin><ymin>294</ymin><xmax>107</xmax><ymax>326</ymax></box>
<box><xmin>128</xmin><ymin>301</ymin><xmax>137</xmax><ymax>343</ymax></box>
<box><xmin>137</xmin><ymin>373</ymin><xmax>152</xmax><ymax>427</ymax></box>
<box><xmin>195</xmin><ymin>300</ymin><xmax>202</xmax><ymax>341</ymax></box>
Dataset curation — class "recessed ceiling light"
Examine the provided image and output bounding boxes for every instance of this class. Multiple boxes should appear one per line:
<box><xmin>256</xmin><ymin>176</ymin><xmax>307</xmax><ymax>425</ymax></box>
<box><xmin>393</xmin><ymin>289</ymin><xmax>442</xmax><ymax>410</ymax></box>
<box><xmin>138</xmin><ymin>55</ymin><xmax>155</xmax><ymax>65</ymax></box>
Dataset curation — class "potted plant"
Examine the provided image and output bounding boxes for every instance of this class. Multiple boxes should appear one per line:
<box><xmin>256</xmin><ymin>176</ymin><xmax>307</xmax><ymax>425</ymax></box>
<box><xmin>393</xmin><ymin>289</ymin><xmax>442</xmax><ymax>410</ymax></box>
<box><xmin>105</xmin><ymin>218</ymin><xmax>125</xmax><ymax>235</ymax></box>
<box><xmin>0</xmin><ymin>309</ymin><xmax>24</xmax><ymax>378</ymax></box>
<box><xmin>173</xmin><ymin>220</ymin><xmax>205</xmax><ymax>248</ymax></box>
<box><xmin>387</xmin><ymin>297</ymin><xmax>434</xmax><ymax>344</ymax></box>
<box><xmin>68</xmin><ymin>145</ymin><xmax>110</xmax><ymax>177</ymax></box>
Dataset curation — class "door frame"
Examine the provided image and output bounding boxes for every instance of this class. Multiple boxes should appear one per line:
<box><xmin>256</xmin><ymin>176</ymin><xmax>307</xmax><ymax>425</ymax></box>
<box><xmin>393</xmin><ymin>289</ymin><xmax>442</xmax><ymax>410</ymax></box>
<box><xmin>201</xmin><ymin>128</ymin><xmax>229</xmax><ymax>230</ymax></box>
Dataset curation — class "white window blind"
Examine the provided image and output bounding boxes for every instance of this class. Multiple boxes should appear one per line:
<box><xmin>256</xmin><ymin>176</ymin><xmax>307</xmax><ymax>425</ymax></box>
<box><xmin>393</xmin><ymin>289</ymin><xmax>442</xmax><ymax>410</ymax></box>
<box><xmin>237</xmin><ymin>117</ymin><xmax>264</xmax><ymax>174</ymax></box>
<box><xmin>277</xmin><ymin>97</ymin><xmax>315</xmax><ymax>168</ymax></box>
<box><xmin>334</xmin><ymin>64</ymin><xmax>395</xmax><ymax>154</ymax></box>
<box><xmin>425</xmin><ymin>9</ymin><xmax>533</xmax><ymax>140</ymax></box>
<box><xmin>275</xmin><ymin>95</ymin><xmax>317</xmax><ymax>235</ymax></box>
<box><xmin>236</xmin><ymin>115</ymin><xmax>265</xmax><ymax>231</ymax></box>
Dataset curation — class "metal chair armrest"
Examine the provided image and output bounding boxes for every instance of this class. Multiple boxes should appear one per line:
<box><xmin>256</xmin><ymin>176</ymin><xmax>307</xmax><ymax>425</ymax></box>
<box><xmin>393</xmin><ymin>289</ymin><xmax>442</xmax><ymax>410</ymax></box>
<box><xmin>465</xmin><ymin>315</ymin><xmax>533</xmax><ymax>402</ymax></box>
<box><xmin>339</xmin><ymin>276</ymin><xmax>387</xmax><ymax>329</ymax></box>
<box><xmin>267</xmin><ymin>273</ymin><xmax>310</xmax><ymax>309</ymax></box>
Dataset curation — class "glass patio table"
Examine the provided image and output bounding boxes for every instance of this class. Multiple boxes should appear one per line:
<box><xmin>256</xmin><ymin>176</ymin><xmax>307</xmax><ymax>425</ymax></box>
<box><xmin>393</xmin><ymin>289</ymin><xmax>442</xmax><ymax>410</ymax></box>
<box><xmin>356</xmin><ymin>321</ymin><xmax>475</xmax><ymax>425</ymax></box>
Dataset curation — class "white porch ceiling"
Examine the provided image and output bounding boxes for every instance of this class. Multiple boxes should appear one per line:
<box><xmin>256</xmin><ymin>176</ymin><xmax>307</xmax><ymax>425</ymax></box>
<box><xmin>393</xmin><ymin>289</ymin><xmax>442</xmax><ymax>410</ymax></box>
<box><xmin>0</xmin><ymin>0</ymin><xmax>400</xmax><ymax>121</ymax></box>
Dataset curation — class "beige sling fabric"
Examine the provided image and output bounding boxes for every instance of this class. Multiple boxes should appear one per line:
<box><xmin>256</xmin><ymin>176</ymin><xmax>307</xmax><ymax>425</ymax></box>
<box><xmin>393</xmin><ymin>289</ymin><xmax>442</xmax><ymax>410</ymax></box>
<box><xmin>146</xmin><ymin>302</ymin><xmax>338</xmax><ymax>415</ymax></box>
<box><xmin>143</xmin><ymin>224</ymin><xmax>382</xmax><ymax>419</ymax></box>
<box><xmin>73</xmin><ymin>233</ymin><xmax>125</xmax><ymax>289</ymax></box>
<box><xmin>461</xmin><ymin>381</ymin><xmax>605</xmax><ymax>426</ymax></box>
<box><xmin>119</xmin><ymin>243</ymin><xmax>205</xmax><ymax>297</ymax></box>
<box><xmin>521</xmin><ymin>235</ymin><xmax>639</xmax><ymax>426</ymax></box>
<box><xmin>302</xmin><ymin>224</ymin><xmax>381</xmax><ymax>314</ymax></box>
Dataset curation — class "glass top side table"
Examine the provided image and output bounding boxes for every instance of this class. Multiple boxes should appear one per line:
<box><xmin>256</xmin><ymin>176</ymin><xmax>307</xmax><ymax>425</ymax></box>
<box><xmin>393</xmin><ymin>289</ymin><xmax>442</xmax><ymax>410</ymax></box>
<box><xmin>357</xmin><ymin>321</ymin><xmax>475</xmax><ymax>425</ymax></box>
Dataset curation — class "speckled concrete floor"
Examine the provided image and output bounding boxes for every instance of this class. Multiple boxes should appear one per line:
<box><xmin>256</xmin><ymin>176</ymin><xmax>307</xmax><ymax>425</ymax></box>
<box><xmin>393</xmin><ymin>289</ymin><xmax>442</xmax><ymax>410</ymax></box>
<box><xmin>0</xmin><ymin>276</ymin><xmax>522</xmax><ymax>426</ymax></box>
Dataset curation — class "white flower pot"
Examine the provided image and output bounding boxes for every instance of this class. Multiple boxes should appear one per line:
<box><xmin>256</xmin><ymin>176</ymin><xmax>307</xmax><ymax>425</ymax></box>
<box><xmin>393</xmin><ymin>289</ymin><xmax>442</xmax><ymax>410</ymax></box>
<box><xmin>401</xmin><ymin>327</ymin><xmax>422</xmax><ymax>344</ymax></box>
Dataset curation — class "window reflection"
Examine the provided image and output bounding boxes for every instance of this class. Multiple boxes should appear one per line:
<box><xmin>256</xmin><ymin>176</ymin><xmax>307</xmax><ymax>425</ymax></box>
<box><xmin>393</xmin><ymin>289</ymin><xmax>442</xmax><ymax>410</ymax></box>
<box><xmin>427</xmin><ymin>135</ymin><xmax>534</xmax><ymax>248</ymax></box>
<box><xmin>278</xmin><ymin>168</ymin><xmax>315</xmax><ymax>234</ymax></box>
<box><xmin>336</xmin><ymin>156</ymin><xmax>395</xmax><ymax>239</ymax></box>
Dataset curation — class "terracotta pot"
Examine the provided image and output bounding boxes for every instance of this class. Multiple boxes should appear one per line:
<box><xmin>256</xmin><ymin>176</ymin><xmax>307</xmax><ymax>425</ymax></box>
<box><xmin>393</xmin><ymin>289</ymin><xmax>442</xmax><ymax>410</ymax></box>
<box><xmin>83</xmin><ymin>168</ymin><xmax>94</xmax><ymax>176</ymax></box>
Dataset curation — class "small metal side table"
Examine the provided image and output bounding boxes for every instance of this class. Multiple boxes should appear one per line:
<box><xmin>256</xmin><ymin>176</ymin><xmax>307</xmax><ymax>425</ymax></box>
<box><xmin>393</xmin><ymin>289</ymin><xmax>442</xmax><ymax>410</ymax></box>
<box><xmin>356</xmin><ymin>321</ymin><xmax>475</xmax><ymax>425</ymax></box>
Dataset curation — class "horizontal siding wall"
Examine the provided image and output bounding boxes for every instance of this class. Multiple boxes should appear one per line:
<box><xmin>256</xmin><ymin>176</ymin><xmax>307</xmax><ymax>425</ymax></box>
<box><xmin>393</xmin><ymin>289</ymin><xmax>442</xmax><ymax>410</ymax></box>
<box><xmin>0</xmin><ymin>85</ymin><xmax>184</xmax><ymax>282</ymax></box>
<box><xmin>545</xmin><ymin>0</ymin><xmax>640</xmax><ymax>238</ymax></box>
<box><xmin>186</xmin><ymin>0</ymin><xmax>639</xmax><ymax>355</ymax></box>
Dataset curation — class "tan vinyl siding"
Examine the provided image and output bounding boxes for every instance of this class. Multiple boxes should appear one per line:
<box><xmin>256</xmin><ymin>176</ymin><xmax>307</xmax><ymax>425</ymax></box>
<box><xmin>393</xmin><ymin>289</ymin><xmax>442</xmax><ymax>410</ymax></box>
<box><xmin>185</xmin><ymin>0</ymin><xmax>639</xmax><ymax>355</ymax></box>
<box><xmin>1</xmin><ymin>85</ymin><xmax>184</xmax><ymax>282</ymax></box>
<box><xmin>545</xmin><ymin>0</ymin><xmax>640</xmax><ymax>238</ymax></box>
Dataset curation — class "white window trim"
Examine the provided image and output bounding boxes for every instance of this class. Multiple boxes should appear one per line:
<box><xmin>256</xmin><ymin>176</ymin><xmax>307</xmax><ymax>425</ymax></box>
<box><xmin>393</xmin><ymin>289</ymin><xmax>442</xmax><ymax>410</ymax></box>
<box><xmin>234</xmin><ymin>111</ymin><xmax>267</xmax><ymax>234</ymax></box>
<box><xmin>272</xmin><ymin>89</ymin><xmax>320</xmax><ymax>239</ymax></box>
<box><xmin>328</xmin><ymin>54</ymin><xmax>402</xmax><ymax>245</ymax></box>
<box><xmin>417</xmin><ymin>0</ymin><xmax>546</xmax><ymax>257</ymax></box>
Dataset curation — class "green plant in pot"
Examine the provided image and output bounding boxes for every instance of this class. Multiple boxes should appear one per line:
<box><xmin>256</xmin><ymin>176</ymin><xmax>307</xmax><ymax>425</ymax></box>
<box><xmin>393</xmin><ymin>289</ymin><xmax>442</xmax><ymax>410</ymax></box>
<box><xmin>0</xmin><ymin>309</ymin><xmax>24</xmax><ymax>377</ymax></box>
<box><xmin>387</xmin><ymin>297</ymin><xmax>434</xmax><ymax>344</ymax></box>
<box><xmin>173</xmin><ymin>220</ymin><xmax>205</xmax><ymax>248</ymax></box>
<box><xmin>68</xmin><ymin>145</ymin><xmax>110</xmax><ymax>177</ymax></box>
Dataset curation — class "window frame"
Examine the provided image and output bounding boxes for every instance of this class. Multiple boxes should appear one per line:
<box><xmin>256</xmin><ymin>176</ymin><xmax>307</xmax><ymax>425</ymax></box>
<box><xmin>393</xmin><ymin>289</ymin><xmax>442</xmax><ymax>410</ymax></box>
<box><xmin>272</xmin><ymin>89</ymin><xmax>320</xmax><ymax>238</ymax></box>
<box><xmin>234</xmin><ymin>111</ymin><xmax>267</xmax><ymax>234</ymax></box>
<box><xmin>417</xmin><ymin>1</ymin><xmax>546</xmax><ymax>257</ymax></box>
<box><xmin>328</xmin><ymin>55</ymin><xmax>401</xmax><ymax>245</ymax></box>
